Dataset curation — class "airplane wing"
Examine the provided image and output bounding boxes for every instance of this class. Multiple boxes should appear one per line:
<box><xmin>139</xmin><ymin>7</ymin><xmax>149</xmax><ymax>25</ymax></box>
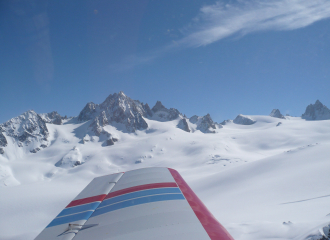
<box><xmin>34</xmin><ymin>167</ymin><xmax>234</xmax><ymax>240</ymax></box>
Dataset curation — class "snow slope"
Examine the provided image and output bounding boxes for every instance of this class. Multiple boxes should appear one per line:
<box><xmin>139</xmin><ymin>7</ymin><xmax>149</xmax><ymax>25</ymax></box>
<box><xmin>0</xmin><ymin>115</ymin><xmax>330</xmax><ymax>240</ymax></box>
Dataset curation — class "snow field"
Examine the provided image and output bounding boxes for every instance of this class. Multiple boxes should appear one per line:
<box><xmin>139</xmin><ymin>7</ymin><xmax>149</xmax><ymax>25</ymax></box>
<box><xmin>0</xmin><ymin>115</ymin><xmax>330</xmax><ymax>240</ymax></box>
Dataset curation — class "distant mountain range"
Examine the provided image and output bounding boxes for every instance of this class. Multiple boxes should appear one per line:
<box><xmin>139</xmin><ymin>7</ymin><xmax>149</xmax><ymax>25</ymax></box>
<box><xmin>0</xmin><ymin>92</ymin><xmax>329</xmax><ymax>156</ymax></box>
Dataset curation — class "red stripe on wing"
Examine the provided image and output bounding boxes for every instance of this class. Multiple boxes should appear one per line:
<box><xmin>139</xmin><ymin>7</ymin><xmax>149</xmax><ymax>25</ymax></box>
<box><xmin>168</xmin><ymin>168</ymin><xmax>235</xmax><ymax>240</ymax></box>
<box><xmin>66</xmin><ymin>194</ymin><xmax>107</xmax><ymax>208</ymax></box>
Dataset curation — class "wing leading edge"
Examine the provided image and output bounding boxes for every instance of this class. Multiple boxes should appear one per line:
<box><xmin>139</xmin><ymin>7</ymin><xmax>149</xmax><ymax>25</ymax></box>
<box><xmin>34</xmin><ymin>167</ymin><xmax>234</xmax><ymax>240</ymax></box>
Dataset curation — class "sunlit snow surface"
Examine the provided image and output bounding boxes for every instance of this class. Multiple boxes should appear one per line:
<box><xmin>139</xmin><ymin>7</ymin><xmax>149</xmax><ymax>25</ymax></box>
<box><xmin>0</xmin><ymin>116</ymin><xmax>330</xmax><ymax>240</ymax></box>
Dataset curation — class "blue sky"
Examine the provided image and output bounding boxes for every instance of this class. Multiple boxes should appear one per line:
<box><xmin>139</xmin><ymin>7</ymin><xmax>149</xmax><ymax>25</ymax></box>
<box><xmin>1</xmin><ymin>0</ymin><xmax>330</xmax><ymax>124</ymax></box>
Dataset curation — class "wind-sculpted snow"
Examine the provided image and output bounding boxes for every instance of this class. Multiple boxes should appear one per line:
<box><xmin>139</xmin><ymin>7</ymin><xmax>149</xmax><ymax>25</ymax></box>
<box><xmin>269</xmin><ymin>109</ymin><xmax>285</xmax><ymax>119</ymax></box>
<box><xmin>233</xmin><ymin>114</ymin><xmax>256</xmax><ymax>125</ymax></box>
<box><xmin>302</xmin><ymin>100</ymin><xmax>330</xmax><ymax>120</ymax></box>
<box><xmin>55</xmin><ymin>146</ymin><xmax>84</xmax><ymax>168</ymax></box>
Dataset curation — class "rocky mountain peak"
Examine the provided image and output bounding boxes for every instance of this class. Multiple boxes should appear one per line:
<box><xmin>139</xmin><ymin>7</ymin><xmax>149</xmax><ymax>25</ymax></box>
<box><xmin>188</xmin><ymin>114</ymin><xmax>220</xmax><ymax>133</ymax></box>
<box><xmin>78</xmin><ymin>92</ymin><xmax>150</xmax><ymax>136</ymax></box>
<box><xmin>151</xmin><ymin>101</ymin><xmax>182</xmax><ymax>122</ymax></box>
<box><xmin>78</xmin><ymin>102</ymin><xmax>97</xmax><ymax>122</ymax></box>
<box><xmin>0</xmin><ymin>110</ymin><xmax>49</xmax><ymax>154</ymax></box>
<box><xmin>152</xmin><ymin>101</ymin><xmax>166</xmax><ymax>112</ymax></box>
<box><xmin>118</xmin><ymin>91</ymin><xmax>126</xmax><ymax>97</ymax></box>
<box><xmin>315</xmin><ymin>100</ymin><xmax>322</xmax><ymax>106</ymax></box>
<box><xmin>269</xmin><ymin>109</ymin><xmax>285</xmax><ymax>119</ymax></box>
<box><xmin>302</xmin><ymin>100</ymin><xmax>330</xmax><ymax>120</ymax></box>
<box><xmin>233</xmin><ymin>114</ymin><xmax>256</xmax><ymax>125</ymax></box>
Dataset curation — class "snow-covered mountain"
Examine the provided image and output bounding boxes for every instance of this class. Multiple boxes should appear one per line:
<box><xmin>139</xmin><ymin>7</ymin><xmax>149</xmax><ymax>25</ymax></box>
<box><xmin>302</xmin><ymin>100</ymin><xmax>330</xmax><ymax>120</ymax></box>
<box><xmin>77</xmin><ymin>91</ymin><xmax>151</xmax><ymax>133</ymax></box>
<box><xmin>233</xmin><ymin>114</ymin><xmax>256</xmax><ymax>125</ymax></box>
<box><xmin>270</xmin><ymin>109</ymin><xmax>285</xmax><ymax>119</ymax></box>
<box><xmin>1</xmin><ymin>92</ymin><xmax>330</xmax><ymax>240</ymax></box>
<box><xmin>0</xmin><ymin>92</ymin><xmax>220</xmax><ymax>156</ymax></box>
<box><xmin>39</xmin><ymin>111</ymin><xmax>67</xmax><ymax>125</ymax></box>
<box><xmin>151</xmin><ymin>100</ymin><xmax>182</xmax><ymax>121</ymax></box>
<box><xmin>0</xmin><ymin>110</ymin><xmax>49</xmax><ymax>155</ymax></box>
<box><xmin>189</xmin><ymin>114</ymin><xmax>222</xmax><ymax>133</ymax></box>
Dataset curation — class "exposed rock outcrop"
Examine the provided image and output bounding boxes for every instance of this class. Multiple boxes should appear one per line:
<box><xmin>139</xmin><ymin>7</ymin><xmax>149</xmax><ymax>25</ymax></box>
<box><xmin>302</xmin><ymin>100</ymin><xmax>330</xmax><ymax>120</ymax></box>
<box><xmin>233</xmin><ymin>114</ymin><xmax>256</xmax><ymax>125</ymax></box>
<box><xmin>0</xmin><ymin>110</ymin><xmax>49</xmax><ymax>151</ymax></box>
<box><xmin>151</xmin><ymin>101</ymin><xmax>182</xmax><ymax>121</ymax></box>
<box><xmin>78</xmin><ymin>103</ymin><xmax>98</xmax><ymax>122</ymax></box>
<box><xmin>30</xmin><ymin>147</ymin><xmax>41</xmax><ymax>153</ymax></box>
<box><xmin>220</xmin><ymin>119</ymin><xmax>231</xmax><ymax>125</ymax></box>
<box><xmin>270</xmin><ymin>109</ymin><xmax>285</xmax><ymax>119</ymax></box>
<box><xmin>0</xmin><ymin>131</ymin><xmax>7</xmax><ymax>147</ymax></box>
<box><xmin>189</xmin><ymin>114</ymin><xmax>221</xmax><ymax>133</ymax></box>
<box><xmin>78</xmin><ymin>92</ymin><xmax>150</xmax><ymax>133</ymax></box>
<box><xmin>177</xmin><ymin>118</ymin><xmax>190</xmax><ymax>132</ymax></box>
<box><xmin>40</xmin><ymin>111</ymin><xmax>66</xmax><ymax>125</ymax></box>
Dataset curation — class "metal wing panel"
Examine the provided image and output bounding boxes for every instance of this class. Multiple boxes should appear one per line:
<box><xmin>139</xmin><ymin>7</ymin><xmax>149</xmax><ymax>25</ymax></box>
<box><xmin>35</xmin><ymin>167</ymin><xmax>235</xmax><ymax>240</ymax></box>
<box><xmin>73</xmin><ymin>200</ymin><xmax>211</xmax><ymax>240</ymax></box>
<box><xmin>109</xmin><ymin>167</ymin><xmax>176</xmax><ymax>192</ymax></box>
<box><xmin>72</xmin><ymin>167</ymin><xmax>212</xmax><ymax>240</ymax></box>
<box><xmin>34</xmin><ymin>173</ymin><xmax>123</xmax><ymax>240</ymax></box>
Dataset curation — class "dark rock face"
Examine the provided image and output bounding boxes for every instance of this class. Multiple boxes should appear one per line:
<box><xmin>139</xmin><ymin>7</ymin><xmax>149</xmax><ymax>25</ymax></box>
<box><xmin>270</xmin><ymin>109</ymin><xmax>285</xmax><ymax>119</ymax></box>
<box><xmin>151</xmin><ymin>101</ymin><xmax>181</xmax><ymax>121</ymax></box>
<box><xmin>0</xmin><ymin>111</ymin><xmax>49</xmax><ymax>150</ymax></box>
<box><xmin>198</xmin><ymin>114</ymin><xmax>217</xmax><ymax>133</ymax></box>
<box><xmin>40</xmin><ymin>111</ymin><xmax>65</xmax><ymax>125</ymax></box>
<box><xmin>89</xmin><ymin>114</ymin><xmax>106</xmax><ymax>136</ymax></box>
<box><xmin>0</xmin><ymin>148</ymin><xmax>4</xmax><ymax>154</ymax></box>
<box><xmin>177</xmin><ymin>118</ymin><xmax>191</xmax><ymax>132</ymax></box>
<box><xmin>30</xmin><ymin>147</ymin><xmax>41</xmax><ymax>153</ymax></box>
<box><xmin>189</xmin><ymin>115</ymin><xmax>199</xmax><ymax>124</ymax></box>
<box><xmin>78</xmin><ymin>92</ymin><xmax>150</xmax><ymax>133</ymax></box>
<box><xmin>106</xmin><ymin>138</ymin><xmax>115</xmax><ymax>146</ymax></box>
<box><xmin>151</xmin><ymin>101</ymin><xmax>166</xmax><ymax>112</ymax></box>
<box><xmin>302</xmin><ymin>100</ymin><xmax>330</xmax><ymax>120</ymax></box>
<box><xmin>78</xmin><ymin>103</ymin><xmax>98</xmax><ymax>122</ymax></box>
<box><xmin>189</xmin><ymin>114</ymin><xmax>219</xmax><ymax>133</ymax></box>
<box><xmin>0</xmin><ymin>131</ymin><xmax>7</xmax><ymax>147</ymax></box>
<box><xmin>52</xmin><ymin>116</ymin><xmax>62</xmax><ymax>125</ymax></box>
<box><xmin>220</xmin><ymin>119</ymin><xmax>231</xmax><ymax>125</ymax></box>
<box><xmin>142</xmin><ymin>103</ymin><xmax>153</xmax><ymax>118</ymax></box>
<box><xmin>233</xmin><ymin>114</ymin><xmax>256</xmax><ymax>125</ymax></box>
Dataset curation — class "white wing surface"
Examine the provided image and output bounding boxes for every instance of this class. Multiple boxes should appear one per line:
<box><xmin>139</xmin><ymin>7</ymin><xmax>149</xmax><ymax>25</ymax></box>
<box><xmin>34</xmin><ymin>167</ymin><xmax>234</xmax><ymax>240</ymax></box>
